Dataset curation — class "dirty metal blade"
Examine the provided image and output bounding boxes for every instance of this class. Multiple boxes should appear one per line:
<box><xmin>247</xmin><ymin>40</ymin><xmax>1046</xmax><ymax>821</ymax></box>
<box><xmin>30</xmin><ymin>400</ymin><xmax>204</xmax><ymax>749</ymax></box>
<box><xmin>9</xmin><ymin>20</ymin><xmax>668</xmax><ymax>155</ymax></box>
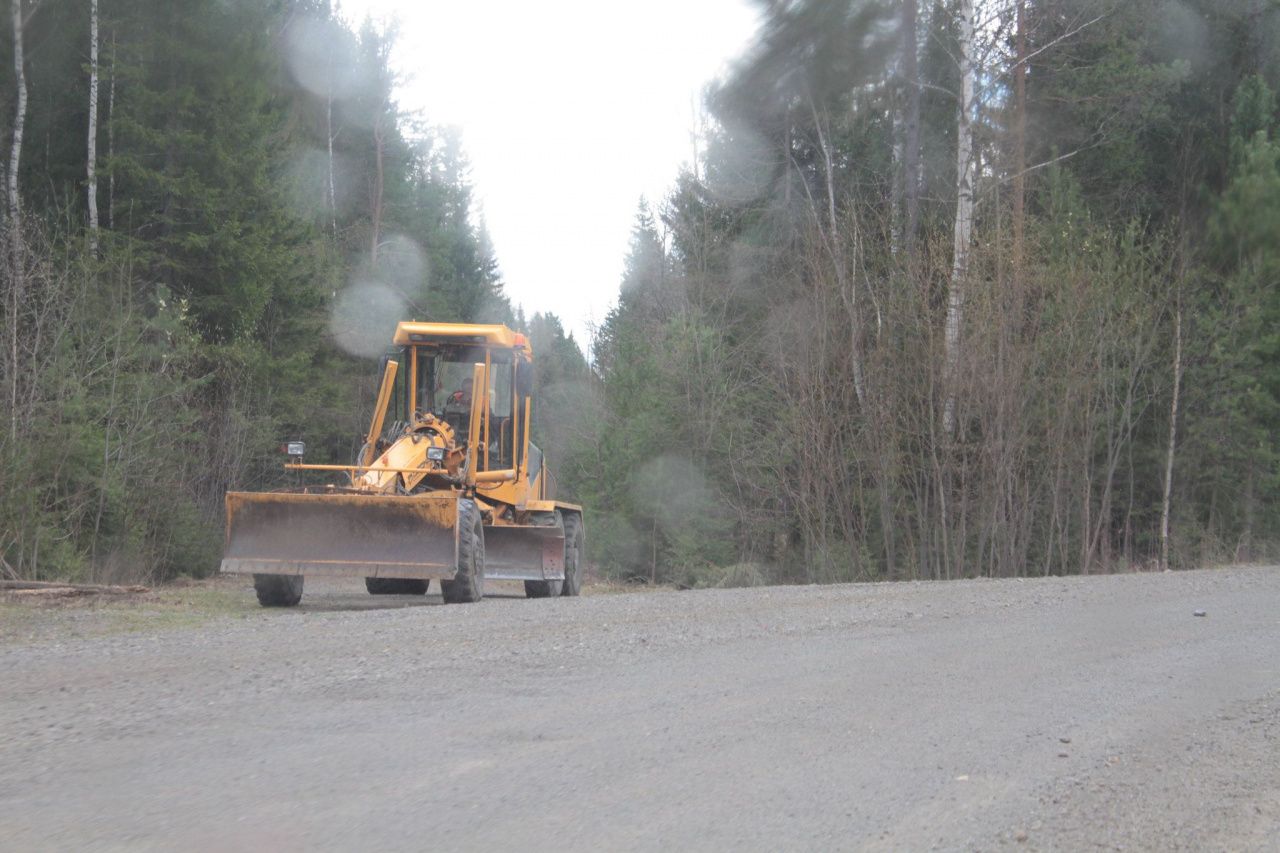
<box><xmin>221</xmin><ymin>491</ymin><xmax>459</xmax><ymax>579</ymax></box>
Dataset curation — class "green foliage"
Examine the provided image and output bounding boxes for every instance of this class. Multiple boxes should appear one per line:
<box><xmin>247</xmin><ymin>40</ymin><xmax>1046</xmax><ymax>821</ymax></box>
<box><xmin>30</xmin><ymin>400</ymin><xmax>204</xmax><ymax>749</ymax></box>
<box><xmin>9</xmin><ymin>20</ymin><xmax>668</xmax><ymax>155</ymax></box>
<box><xmin>0</xmin><ymin>0</ymin><xmax>513</xmax><ymax>581</ymax></box>
<box><xmin>579</xmin><ymin>0</ymin><xmax>1280</xmax><ymax>585</ymax></box>
<box><xmin>1182</xmin><ymin>80</ymin><xmax>1280</xmax><ymax>555</ymax></box>
<box><xmin>4</xmin><ymin>0</ymin><xmax>1278</xmax><ymax>585</ymax></box>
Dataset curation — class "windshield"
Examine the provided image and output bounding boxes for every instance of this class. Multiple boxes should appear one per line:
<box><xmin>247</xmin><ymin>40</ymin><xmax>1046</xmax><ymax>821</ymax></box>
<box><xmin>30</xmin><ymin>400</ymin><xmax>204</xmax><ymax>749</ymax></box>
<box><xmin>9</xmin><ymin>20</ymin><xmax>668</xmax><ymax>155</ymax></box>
<box><xmin>414</xmin><ymin>346</ymin><xmax>513</xmax><ymax>418</ymax></box>
<box><xmin>405</xmin><ymin>346</ymin><xmax>518</xmax><ymax>471</ymax></box>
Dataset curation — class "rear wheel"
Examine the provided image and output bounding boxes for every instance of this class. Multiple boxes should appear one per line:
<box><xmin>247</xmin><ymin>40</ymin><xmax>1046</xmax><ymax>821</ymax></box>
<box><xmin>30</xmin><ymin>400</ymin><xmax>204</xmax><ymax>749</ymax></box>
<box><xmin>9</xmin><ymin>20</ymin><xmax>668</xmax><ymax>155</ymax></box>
<box><xmin>365</xmin><ymin>578</ymin><xmax>429</xmax><ymax>595</ymax></box>
<box><xmin>441</xmin><ymin>499</ymin><xmax>484</xmax><ymax>604</ymax></box>
<box><xmin>560</xmin><ymin>512</ymin><xmax>584</xmax><ymax>597</ymax></box>
<box><xmin>253</xmin><ymin>574</ymin><xmax>303</xmax><ymax>607</ymax></box>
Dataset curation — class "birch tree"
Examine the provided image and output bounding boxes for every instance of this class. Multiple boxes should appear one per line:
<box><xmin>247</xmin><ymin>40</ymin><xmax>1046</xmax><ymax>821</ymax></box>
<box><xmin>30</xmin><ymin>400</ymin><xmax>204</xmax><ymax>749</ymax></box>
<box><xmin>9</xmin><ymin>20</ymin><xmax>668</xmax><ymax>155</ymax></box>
<box><xmin>942</xmin><ymin>0</ymin><xmax>976</xmax><ymax>435</ymax></box>
<box><xmin>86</xmin><ymin>0</ymin><xmax>100</xmax><ymax>254</ymax></box>
<box><xmin>1011</xmin><ymin>0</ymin><xmax>1026</xmax><ymax>275</ymax></box>
<box><xmin>900</xmin><ymin>0</ymin><xmax>921</xmax><ymax>255</ymax></box>
<box><xmin>326</xmin><ymin>83</ymin><xmax>337</xmax><ymax>239</ymax></box>
<box><xmin>809</xmin><ymin>98</ymin><xmax>866</xmax><ymax>409</ymax></box>
<box><xmin>7</xmin><ymin>0</ymin><xmax>28</xmax><ymax>441</ymax></box>
<box><xmin>107</xmin><ymin>31</ymin><xmax>115</xmax><ymax>229</ymax></box>
<box><xmin>7</xmin><ymin>0</ymin><xmax>27</xmax><ymax>233</ymax></box>
<box><xmin>370</xmin><ymin>112</ymin><xmax>384</xmax><ymax>267</ymax></box>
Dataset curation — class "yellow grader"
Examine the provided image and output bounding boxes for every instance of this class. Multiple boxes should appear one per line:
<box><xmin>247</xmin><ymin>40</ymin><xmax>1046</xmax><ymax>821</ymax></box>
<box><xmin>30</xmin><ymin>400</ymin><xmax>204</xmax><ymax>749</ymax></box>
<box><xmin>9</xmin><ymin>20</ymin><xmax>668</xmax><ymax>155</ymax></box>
<box><xmin>220</xmin><ymin>322</ymin><xmax>584</xmax><ymax>607</ymax></box>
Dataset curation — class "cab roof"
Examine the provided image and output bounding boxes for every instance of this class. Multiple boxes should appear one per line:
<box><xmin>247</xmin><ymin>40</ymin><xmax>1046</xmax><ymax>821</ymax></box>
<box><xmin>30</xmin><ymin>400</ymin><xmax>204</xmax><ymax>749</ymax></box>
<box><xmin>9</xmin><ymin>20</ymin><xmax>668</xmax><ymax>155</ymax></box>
<box><xmin>393</xmin><ymin>322</ymin><xmax>529</xmax><ymax>353</ymax></box>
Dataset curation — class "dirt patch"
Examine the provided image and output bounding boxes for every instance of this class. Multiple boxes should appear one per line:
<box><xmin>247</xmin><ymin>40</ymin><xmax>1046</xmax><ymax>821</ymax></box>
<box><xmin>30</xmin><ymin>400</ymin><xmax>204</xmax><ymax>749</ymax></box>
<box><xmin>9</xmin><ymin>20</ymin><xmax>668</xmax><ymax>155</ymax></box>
<box><xmin>0</xmin><ymin>575</ymin><xmax>260</xmax><ymax>645</ymax></box>
<box><xmin>0</xmin><ymin>573</ymin><xmax>634</xmax><ymax>645</ymax></box>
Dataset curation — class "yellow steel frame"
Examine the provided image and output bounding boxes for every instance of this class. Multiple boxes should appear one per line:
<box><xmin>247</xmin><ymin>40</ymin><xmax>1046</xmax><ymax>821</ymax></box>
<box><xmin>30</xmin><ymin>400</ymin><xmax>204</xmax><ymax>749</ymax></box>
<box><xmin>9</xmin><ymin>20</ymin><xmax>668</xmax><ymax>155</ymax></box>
<box><xmin>286</xmin><ymin>334</ymin><xmax>545</xmax><ymax>511</ymax></box>
<box><xmin>408</xmin><ymin>345</ymin><xmax>418</xmax><ymax>415</ymax></box>
<box><xmin>363</xmin><ymin>359</ymin><xmax>398</xmax><ymax>467</ymax></box>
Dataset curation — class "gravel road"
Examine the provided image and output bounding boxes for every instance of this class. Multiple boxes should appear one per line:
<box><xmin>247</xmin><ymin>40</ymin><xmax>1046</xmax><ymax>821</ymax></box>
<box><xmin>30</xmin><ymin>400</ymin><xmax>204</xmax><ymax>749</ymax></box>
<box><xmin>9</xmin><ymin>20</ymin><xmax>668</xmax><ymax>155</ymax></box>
<box><xmin>1</xmin><ymin>567</ymin><xmax>1278</xmax><ymax>851</ymax></box>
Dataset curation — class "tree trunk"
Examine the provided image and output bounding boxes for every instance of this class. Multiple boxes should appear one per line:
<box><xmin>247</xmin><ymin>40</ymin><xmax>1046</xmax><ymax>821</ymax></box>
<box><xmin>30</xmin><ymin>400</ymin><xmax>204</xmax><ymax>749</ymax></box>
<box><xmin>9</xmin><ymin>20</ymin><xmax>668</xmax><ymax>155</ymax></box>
<box><xmin>8</xmin><ymin>0</ymin><xmax>28</xmax><ymax>443</ymax></box>
<box><xmin>901</xmin><ymin>0</ymin><xmax>921</xmax><ymax>256</ymax></box>
<box><xmin>650</xmin><ymin>518</ymin><xmax>657</xmax><ymax>585</ymax></box>
<box><xmin>1012</xmin><ymin>0</ymin><xmax>1026</xmax><ymax>277</ymax></box>
<box><xmin>890</xmin><ymin>107</ymin><xmax>902</xmax><ymax>257</ymax></box>
<box><xmin>370</xmin><ymin>115</ymin><xmax>385</xmax><ymax>267</ymax></box>
<box><xmin>107</xmin><ymin>31</ymin><xmax>116</xmax><ymax>230</ymax></box>
<box><xmin>942</xmin><ymin>0</ymin><xmax>976</xmax><ymax>435</ymax></box>
<box><xmin>7</xmin><ymin>0</ymin><xmax>25</xmax><ymax>229</ymax></box>
<box><xmin>878</xmin><ymin>450</ymin><xmax>896</xmax><ymax>577</ymax></box>
<box><xmin>1238</xmin><ymin>466</ymin><xmax>1255</xmax><ymax>561</ymax></box>
<box><xmin>327</xmin><ymin>87</ymin><xmax>337</xmax><ymax>239</ymax></box>
<box><xmin>810</xmin><ymin>100</ymin><xmax>866</xmax><ymax>408</ymax></box>
<box><xmin>1160</xmin><ymin>290</ymin><xmax>1182</xmax><ymax>571</ymax></box>
<box><xmin>86</xmin><ymin>0</ymin><xmax>100</xmax><ymax>254</ymax></box>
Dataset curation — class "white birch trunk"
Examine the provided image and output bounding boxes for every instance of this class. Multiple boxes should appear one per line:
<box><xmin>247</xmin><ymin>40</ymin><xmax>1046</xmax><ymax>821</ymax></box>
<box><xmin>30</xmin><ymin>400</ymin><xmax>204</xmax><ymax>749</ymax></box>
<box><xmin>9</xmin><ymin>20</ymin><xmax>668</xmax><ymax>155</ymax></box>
<box><xmin>890</xmin><ymin>106</ymin><xmax>902</xmax><ymax>258</ymax></box>
<box><xmin>371</xmin><ymin>116</ymin><xmax>384</xmax><ymax>267</ymax></box>
<box><xmin>1012</xmin><ymin>0</ymin><xmax>1026</xmax><ymax>275</ymax></box>
<box><xmin>325</xmin><ymin>0</ymin><xmax>337</xmax><ymax>239</ymax></box>
<box><xmin>8</xmin><ymin>0</ymin><xmax>27</xmax><ymax>230</ymax></box>
<box><xmin>8</xmin><ymin>0</ymin><xmax>28</xmax><ymax>442</ymax></box>
<box><xmin>86</xmin><ymin>0</ymin><xmax>100</xmax><ymax>253</ymax></box>
<box><xmin>327</xmin><ymin>88</ymin><xmax>337</xmax><ymax>239</ymax></box>
<box><xmin>902</xmin><ymin>0</ymin><xmax>921</xmax><ymax>256</ymax></box>
<box><xmin>942</xmin><ymin>0</ymin><xmax>976</xmax><ymax>435</ymax></box>
<box><xmin>107</xmin><ymin>32</ymin><xmax>116</xmax><ymax>230</ymax></box>
<box><xmin>812</xmin><ymin>104</ymin><xmax>866</xmax><ymax>408</ymax></box>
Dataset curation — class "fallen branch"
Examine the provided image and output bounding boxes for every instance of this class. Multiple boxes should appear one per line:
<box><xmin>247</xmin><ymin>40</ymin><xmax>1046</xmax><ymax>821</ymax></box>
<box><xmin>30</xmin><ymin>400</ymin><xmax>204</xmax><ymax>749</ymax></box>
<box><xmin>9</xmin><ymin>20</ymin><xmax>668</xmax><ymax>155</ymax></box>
<box><xmin>0</xmin><ymin>579</ymin><xmax>149</xmax><ymax>594</ymax></box>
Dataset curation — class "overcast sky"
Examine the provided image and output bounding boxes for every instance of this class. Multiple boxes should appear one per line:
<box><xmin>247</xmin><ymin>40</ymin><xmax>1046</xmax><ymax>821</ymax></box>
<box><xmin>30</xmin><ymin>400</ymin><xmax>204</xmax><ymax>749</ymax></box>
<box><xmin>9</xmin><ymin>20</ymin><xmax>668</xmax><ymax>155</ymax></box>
<box><xmin>339</xmin><ymin>0</ymin><xmax>761</xmax><ymax>351</ymax></box>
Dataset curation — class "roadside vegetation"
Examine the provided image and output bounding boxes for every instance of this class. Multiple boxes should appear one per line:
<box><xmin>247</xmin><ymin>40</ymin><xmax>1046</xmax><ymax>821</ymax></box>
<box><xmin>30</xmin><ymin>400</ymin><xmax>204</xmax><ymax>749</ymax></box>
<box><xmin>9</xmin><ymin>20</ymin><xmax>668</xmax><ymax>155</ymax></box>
<box><xmin>0</xmin><ymin>577</ymin><xmax>261</xmax><ymax>644</ymax></box>
<box><xmin>1</xmin><ymin>0</ymin><xmax>1277</xmax><ymax>588</ymax></box>
<box><xmin>573</xmin><ymin>0</ymin><xmax>1280</xmax><ymax>585</ymax></box>
<box><xmin>0</xmin><ymin>1</ymin><xmax>585</xmax><ymax>584</ymax></box>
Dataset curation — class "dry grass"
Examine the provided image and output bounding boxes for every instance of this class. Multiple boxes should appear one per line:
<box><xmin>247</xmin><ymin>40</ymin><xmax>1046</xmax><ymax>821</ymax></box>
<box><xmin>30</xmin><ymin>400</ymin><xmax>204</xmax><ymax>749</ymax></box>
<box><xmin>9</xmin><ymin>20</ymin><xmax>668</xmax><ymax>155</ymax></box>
<box><xmin>581</xmin><ymin>577</ymin><xmax>669</xmax><ymax>595</ymax></box>
<box><xmin>0</xmin><ymin>573</ymin><xmax>659</xmax><ymax>646</ymax></box>
<box><xmin>0</xmin><ymin>575</ymin><xmax>261</xmax><ymax>646</ymax></box>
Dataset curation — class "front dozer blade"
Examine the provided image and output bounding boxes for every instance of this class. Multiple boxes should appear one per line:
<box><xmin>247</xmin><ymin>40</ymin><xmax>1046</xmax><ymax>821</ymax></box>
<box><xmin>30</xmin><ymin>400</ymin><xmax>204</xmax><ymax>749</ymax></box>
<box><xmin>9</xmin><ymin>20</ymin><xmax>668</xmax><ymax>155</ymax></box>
<box><xmin>221</xmin><ymin>491</ymin><xmax>459</xmax><ymax>579</ymax></box>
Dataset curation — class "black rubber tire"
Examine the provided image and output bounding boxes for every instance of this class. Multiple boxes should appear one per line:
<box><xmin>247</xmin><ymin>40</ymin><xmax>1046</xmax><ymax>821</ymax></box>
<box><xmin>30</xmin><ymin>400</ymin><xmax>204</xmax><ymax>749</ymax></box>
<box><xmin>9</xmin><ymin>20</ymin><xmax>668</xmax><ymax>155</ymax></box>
<box><xmin>440</xmin><ymin>499</ymin><xmax>484</xmax><ymax>604</ymax></box>
<box><xmin>253</xmin><ymin>573</ymin><xmax>303</xmax><ymax>607</ymax></box>
<box><xmin>365</xmin><ymin>578</ymin><xmax>429</xmax><ymax>595</ymax></box>
<box><xmin>560</xmin><ymin>511</ymin><xmax>584</xmax><ymax>597</ymax></box>
<box><xmin>365</xmin><ymin>577</ymin><xmax>395</xmax><ymax>595</ymax></box>
<box><xmin>524</xmin><ymin>578</ymin><xmax>563</xmax><ymax>598</ymax></box>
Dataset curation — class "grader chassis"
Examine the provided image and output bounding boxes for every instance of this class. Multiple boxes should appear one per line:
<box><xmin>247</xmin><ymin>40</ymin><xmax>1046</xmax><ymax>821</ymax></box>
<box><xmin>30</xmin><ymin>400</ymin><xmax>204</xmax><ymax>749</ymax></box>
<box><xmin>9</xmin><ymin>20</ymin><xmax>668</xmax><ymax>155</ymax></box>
<box><xmin>220</xmin><ymin>322</ymin><xmax>584</xmax><ymax>606</ymax></box>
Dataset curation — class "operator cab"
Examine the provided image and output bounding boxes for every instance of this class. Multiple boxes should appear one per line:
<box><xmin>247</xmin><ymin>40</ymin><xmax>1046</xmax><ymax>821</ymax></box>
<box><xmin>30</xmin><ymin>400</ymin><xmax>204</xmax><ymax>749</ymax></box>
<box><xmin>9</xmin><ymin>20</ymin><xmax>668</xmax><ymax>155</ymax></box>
<box><xmin>380</xmin><ymin>323</ymin><xmax>533</xmax><ymax>473</ymax></box>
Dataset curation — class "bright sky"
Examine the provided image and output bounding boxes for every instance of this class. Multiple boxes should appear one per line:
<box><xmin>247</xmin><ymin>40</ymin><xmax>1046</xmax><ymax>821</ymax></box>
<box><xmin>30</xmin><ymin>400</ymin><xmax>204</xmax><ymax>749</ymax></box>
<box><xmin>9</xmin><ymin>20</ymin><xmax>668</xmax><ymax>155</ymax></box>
<box><xmin>339</xmin><ymin>0</ymin><xmax>762</xmax><ymax>351</ymax></box>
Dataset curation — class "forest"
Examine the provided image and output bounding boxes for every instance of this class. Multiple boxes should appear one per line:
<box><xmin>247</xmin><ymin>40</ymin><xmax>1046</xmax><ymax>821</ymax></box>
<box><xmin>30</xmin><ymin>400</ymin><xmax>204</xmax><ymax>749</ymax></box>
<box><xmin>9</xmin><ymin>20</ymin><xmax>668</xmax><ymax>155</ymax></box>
<box><xmin>1</xmin><ymin>0</ymin><xmax>1278</xmax><ymax>586</ymax></box>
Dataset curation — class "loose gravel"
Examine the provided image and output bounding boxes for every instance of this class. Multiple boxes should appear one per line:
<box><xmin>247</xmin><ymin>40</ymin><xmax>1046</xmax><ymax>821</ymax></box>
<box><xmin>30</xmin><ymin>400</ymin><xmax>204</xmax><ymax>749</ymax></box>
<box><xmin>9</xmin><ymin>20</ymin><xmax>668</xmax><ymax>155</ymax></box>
<box><xmin>0</xmin><ymin>566</ymin><xmax>1277</xmax><ymax>850</ymax></box>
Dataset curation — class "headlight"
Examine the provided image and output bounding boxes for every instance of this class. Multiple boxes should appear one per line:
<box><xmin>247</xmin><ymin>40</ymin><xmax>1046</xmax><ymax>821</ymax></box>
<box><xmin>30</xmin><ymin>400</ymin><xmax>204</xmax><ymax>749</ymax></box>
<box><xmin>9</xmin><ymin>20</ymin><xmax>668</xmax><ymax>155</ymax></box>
<box><xmin>426</xmin><ymin>446</ymin><xmax>445</xmax><ymax>461</ymax></box>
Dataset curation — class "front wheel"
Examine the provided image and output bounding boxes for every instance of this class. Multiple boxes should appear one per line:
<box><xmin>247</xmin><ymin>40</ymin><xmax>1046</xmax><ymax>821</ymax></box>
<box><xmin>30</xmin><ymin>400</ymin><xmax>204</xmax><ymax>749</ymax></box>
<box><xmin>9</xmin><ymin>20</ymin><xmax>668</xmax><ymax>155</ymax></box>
<box><xmin>441</xmin><ymin>499</ymin><xmax>485</xmax><ymax>604</ymax></box>
<box><xmin>253</xmin><ymin>573</ymin><xmax>303</xmax><ymax>607</ymax></box>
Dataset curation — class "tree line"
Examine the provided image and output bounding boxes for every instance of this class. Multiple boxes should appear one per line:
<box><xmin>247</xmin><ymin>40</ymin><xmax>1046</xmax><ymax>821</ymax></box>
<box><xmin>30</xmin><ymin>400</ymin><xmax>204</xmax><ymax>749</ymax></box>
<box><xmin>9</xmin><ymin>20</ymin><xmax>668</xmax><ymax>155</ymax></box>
<box><xmin>3</xmin><ymin>0</ymin><xmax>1276</xmax><ymax>587</ymax></box>
<box><xmin>570</xmin><ymin>0</ymin><xmax>1280</xmax><ymax>585</ymax></box>
<box><xmin>0</xmin><ymin>0</ymin><xmax>584</xmax><ymax>582</ymax></box>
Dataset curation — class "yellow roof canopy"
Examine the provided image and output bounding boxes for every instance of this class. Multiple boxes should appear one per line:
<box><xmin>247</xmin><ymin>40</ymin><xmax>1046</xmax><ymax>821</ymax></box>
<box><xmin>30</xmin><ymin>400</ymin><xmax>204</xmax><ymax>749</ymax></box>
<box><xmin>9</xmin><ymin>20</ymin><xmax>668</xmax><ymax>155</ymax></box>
<box><xmin>393</xmin><ymin>322</ymin><xmax>529</xmax><ymax>353</ymax></box>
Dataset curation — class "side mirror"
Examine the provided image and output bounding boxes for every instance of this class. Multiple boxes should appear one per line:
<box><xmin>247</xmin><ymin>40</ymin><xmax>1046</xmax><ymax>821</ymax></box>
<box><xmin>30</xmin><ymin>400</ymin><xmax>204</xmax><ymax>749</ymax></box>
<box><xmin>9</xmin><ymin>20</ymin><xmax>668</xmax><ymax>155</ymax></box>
<box><xmin>516</xmin><ymin>359</ymin><xmax>535</xmax><ymax>397</ymax></box>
